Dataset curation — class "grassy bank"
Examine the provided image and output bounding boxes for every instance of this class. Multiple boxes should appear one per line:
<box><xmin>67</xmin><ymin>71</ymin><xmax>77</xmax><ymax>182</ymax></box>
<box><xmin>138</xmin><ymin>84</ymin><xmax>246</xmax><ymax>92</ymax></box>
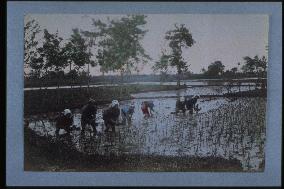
<box><xmin>24</xmin><ymin>127</ymin><xmax>243</xmax><ymax>172</ymax></box>
<box><xmin>24</xmin><ymin>84</ymin><xmax>184</xmax><ymax>116</ymax></box>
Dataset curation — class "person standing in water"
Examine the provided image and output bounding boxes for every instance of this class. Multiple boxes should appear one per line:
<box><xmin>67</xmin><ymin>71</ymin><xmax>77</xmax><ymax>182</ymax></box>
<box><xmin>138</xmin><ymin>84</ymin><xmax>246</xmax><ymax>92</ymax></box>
<box><xmin>176</xmin><ymin>96</ymin><xmax>186</xmax><ymax>114</ymax></box>
<box><xmin>141</xmin><ymin>101</ymin><xmax>155</xmax><ymax>118</ymax></box>
<box><xmin>121</xmin><ymin>102</ymin><xmax>135</xmax><ymax>125</ymax></box>
<box><xmin>81</xmin><ymin>99</ymin><xmax>98</xmax><ymax>135</ymax></box>
<box><xmin>55</xmin><ymin>109</ymin><xmax>74</xmax><ymax>137</ymax></box>
<box><xmin>185</xmin><ymin>95</ymin><xmax>201</xmax><ymax>114</ymax></box>
<box><xmin>103</xmin><ymin>100</ymin><xmax>120</xmax><ymax>132</ymax></box>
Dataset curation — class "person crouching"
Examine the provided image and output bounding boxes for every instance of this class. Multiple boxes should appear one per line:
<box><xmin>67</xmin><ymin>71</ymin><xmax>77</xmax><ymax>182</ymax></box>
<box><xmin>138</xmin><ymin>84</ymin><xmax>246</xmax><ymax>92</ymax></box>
<box><xmin>176</xmin><ymin>96</ymin><xmax>186</xmax><ymax>114</ymax></box>
<box><xmin>81</xmin><ymin>99</ymin><xmax>98</xmax><ymax>135</ymax></box>
<box><xmin>121</xmin><ymin>102</ymin><xmax>135</xmax><ymax>125</ymax></box>
<box><xmin>141</xmin><ymin>101</ymin><xmax>154</xmax><ymax>118</ymax></box>
<box><xmin>185</xmin><ymin>95</ymin><xmax>201</xmax><ymax>114</ymax></box>
<box><xmin>55</xmin><ymin>109</ymin><xmax>74</xmax><ymax>137</ymax></box>
<box><xmin>103</xmin><ymin>100</ymin><xmax>120</xmax><ymax>132</ymax></box>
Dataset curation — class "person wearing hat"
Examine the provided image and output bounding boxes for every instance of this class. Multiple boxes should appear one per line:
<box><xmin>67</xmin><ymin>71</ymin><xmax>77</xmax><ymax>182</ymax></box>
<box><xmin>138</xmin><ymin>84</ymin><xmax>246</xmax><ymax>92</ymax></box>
<box><xmin>193</xmin><ymin>95</ymin><xmax>201</xmax><ymax>113</ymax></box>
<box><xmin>176</xmin><ymin>96</ymin><xmax>186</xmax><ymax>114</ymax></box>
<box><xmin>103</xmin><ymin>100</ymin><xmax>120</xmax><ymax>132</ymax></box>
<box><xmin>121</xmin><ymin>101</ymin><xmax>135</xmax><ymax>125</ymax></box>
<box><xmin>81</xmin><ymin>98</ymin><xmax>98</xmax><ymax>135</ymax></box>
<box><xmin>186</xmin><ymin>95</ymin><xmax>200</xmax><ymax>114</ymax></box>
<box><xmin>55</xmin><ymin>108</ymin><xmax>74</xmax><ymax>137</ymax></box>
<box><xmin>141</xmin><ymin>100</ymin><xmax>155</xmax><ymax>118</ymax></box>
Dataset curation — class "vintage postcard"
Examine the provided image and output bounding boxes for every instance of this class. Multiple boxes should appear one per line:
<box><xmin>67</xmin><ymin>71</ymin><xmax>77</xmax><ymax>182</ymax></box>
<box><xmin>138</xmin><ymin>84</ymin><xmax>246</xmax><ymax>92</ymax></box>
<box><xmin>24</xmin><ymin>14</ymin><xmax>268</xmax><ymax>172</ymax></box>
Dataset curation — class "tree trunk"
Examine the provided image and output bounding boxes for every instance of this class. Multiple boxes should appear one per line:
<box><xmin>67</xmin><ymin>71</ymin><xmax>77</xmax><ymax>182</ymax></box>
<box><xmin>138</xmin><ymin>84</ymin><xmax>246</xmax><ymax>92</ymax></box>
<box><xmin>177</xmin><ymin>67</ymin><xmax>181</xmax><ymax>88</ymax></box>
<box><xmin>120</xmin><ymin>70</ymin><xmax>124</xmax><ymax>83</ymax></box>
<box><xmin>177</xmin><ymin>77</ymin><xmax>180</xmax><ymax>88</ymax></box>
<box><xmin>69</xmin><ymin>62</ymin><xmax>73</xmax><ymax>89</ymax></box>
<box><xmin>120</xmin><ymin>70</ymin><xmax>124</xmax><ymax>98</ymax></box>
<box><xmin>87</xmin><ymin>62</ymin><xmax>90</xmax><ymax>98</ymax></box>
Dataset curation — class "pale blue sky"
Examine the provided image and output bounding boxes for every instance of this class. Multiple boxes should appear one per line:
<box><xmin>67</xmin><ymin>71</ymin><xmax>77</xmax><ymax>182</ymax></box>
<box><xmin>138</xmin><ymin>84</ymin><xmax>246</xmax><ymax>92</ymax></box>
<box><xmin>25</xmin><ymin>14</ymin><xmax>269</xmax><ymax>75</ymax></box>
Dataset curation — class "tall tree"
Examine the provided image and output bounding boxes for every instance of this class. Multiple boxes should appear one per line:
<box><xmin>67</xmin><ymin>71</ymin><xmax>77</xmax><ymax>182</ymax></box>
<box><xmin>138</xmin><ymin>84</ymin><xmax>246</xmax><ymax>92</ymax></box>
<box><xmin>94</xmin><ymin>15</ymin><xmax>151</xmax><ymax>82</ymax></box>
<box><xmin>241</xmin><ymin>56</ymin><xmax>256</xmax><ymax>74</ymax></box>
<box><xmin>164</xmin><ymin>24</ymin><xmax>195</xmax><ymax>87</ymax></box>
<box><xmin>66</xmin><ymin>28</ymin><xmax>95</xmax><ymax>73</ymax></box>
<box><xmin>24</xmin><ymin>18</ymin><xmax>41</xmax><ymax>77</ymax></box>
<box><xmin>65</xmin><ymin>28</ymin><xmax>96</xmax><ymax>88</ymax></box>
<box><xmin>37</xmin><ymin>29</ymin><xmax>68</xmax><ymax>87</ymax></box>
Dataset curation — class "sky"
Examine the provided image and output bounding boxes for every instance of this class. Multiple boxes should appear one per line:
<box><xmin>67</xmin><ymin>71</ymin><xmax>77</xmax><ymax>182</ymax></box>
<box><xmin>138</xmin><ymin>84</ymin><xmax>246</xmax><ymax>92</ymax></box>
<box><xmin>25</xmin><ymin>14</ymin><xmax>269</xmax><ymax>76</ymax></box>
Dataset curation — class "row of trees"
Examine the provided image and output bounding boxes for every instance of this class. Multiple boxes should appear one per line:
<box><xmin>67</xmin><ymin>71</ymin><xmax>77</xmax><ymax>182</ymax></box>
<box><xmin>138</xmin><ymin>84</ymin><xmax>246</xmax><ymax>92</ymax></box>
<box><xmin>25</xmin><ymin>15</ymin><xmax>267</xmax><ymax>88</ymax></box>
<box><xmin>200</xmin><ymin>55</ymin><xmax>267</xmax><ymax>79</ymax></box>
<box><xmin>24</xmin><ymin>15</ymin><xmax>152</xmax><ymax>87</ymax></box>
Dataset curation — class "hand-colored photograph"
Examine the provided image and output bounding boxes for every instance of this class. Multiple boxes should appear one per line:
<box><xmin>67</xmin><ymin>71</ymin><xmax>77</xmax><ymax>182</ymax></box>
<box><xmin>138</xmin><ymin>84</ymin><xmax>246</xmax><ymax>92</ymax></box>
<box><xmin>24</xmin><ymin>14</ymin><xmax>268</xmax><ymax>172</ymax></box>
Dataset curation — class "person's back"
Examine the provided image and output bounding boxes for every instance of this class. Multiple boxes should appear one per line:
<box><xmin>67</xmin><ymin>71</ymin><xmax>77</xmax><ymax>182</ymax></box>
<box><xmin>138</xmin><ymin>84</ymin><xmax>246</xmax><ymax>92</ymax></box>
<box><xmin>56</xmin><ymin>113</ymin><xmax>73</xmax><ymax>128</ymax></box>
<box><xmin>55</xmin><ymin>109</ymin><xmax>74</xmax><ymax>136</ymax></box>
<box><xmin>103</xmin><ymin>106</ymin><xmax>120</xmax><ymax>121</ymax></box>
<box><xmin>103</xmin><ymin>100</ymin><xmax>120</xmax><ymax>132</ymax></box>
<box><xmin>145</xmin><ymin>101</ymin><xmax>154</xmax><ymax>110</ymax></box>
<box><xmin>121</xmin><ymin>105</ymin><xmax>130</xmax><ymax>115</ymax></box>
<box><xmin>176</xmin><ymin>99</ymin><xmax>186</xmax><ymax>113</ymax></box>
<box><xmin>81</xmin><ymin>103</ymin><xmax>97</xmax><ymax>121</ymax></box>
<box><xmin>141</xmin><ymin>101</ymin><xmax>150</xmax><ymax>117</ymax></box>
<box><xmin>185</xmin><ymin>97</ymin><xmax>194</xmax><ymax>110</ymax></box>
<box><xmin>81</xmin><ymin>99</ymin><xmax>98</xmax><ymax>135</ymax></box>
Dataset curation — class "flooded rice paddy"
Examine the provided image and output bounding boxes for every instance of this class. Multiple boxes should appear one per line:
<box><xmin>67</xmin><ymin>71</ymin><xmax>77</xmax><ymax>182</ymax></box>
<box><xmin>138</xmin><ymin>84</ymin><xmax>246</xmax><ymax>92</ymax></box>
<box><xmin>27</xmin><ymin>86</ymin><xmax>266</xmax><ymax>171</ymax></box>
<box><xmin>24</xmin><ymin>80</ymin><xmax>257</xmax><ymax>91</ymax></box>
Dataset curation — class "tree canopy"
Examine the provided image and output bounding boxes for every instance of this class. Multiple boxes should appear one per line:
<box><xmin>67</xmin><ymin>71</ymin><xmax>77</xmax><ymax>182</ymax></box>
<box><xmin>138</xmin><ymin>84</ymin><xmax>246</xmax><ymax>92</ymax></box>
<box><xmin>93</xmin><ymin>15</ymin><xmax>151</xmax><ymax>77</ymax></box>
<box><xmin>160</xmin><ymin>24</ymin><xmax>195</xmax><ymax>86</ymax></box>
<box><xmin>205</xmin><ymin>61</ymin><xmax>225</xmax><ymax>77</ymax></box>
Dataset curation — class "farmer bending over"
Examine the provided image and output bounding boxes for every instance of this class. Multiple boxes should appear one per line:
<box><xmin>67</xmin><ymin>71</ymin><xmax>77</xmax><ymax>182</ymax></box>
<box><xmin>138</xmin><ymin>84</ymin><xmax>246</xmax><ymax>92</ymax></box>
<box><xmin>55</xmin><ymin>109</ymin><xmax>74</xmax><ymax>137</ymax></box>
<box><xmin>185</xmin><ymin>95</ymin><xmax>201</xmax><ymax>114</ymax></box>
<box><xmin>141</xmin><ymin>101</ymin><xmax>155</xmax><ymax>118</ymax></box>
<box><xmin>176</xmin><ymin>96</ymin><xmax>186</xmax><ymax>114</ymax></box>
<box><xmin>121</xmin><ymin>102</ymin><xmax>135</xmax><ymax>124</ymax></box>
<box><xmin>81</xmin><ymin>99</ymin><xmax>98</xmax><ymax>135</ymax></box>
<box><xmin>103</xmin><ymin>100</ymin><xmax>120</xmax><ymax>132</ymax></box>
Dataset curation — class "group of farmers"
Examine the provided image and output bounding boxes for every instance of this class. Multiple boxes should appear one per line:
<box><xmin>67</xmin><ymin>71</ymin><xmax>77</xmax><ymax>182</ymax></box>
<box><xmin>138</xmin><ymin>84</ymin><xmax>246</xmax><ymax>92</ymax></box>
<box><xmin>54</xmin><ymin>95</ymin><xmax>200</xmax><ymax>137</ymax></box>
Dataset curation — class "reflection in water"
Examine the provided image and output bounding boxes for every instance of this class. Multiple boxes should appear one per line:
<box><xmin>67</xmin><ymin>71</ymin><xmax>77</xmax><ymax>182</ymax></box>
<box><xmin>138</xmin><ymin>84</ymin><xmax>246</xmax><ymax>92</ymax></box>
<box><xmin>27</xmin><ymin>87</ymin><xmax>265</xmax><ymax>171</ymax></box>
<box><xmin>132</xmin><ymin>85</ymin><xmax>256</xmax><ymax>98</ymax></box>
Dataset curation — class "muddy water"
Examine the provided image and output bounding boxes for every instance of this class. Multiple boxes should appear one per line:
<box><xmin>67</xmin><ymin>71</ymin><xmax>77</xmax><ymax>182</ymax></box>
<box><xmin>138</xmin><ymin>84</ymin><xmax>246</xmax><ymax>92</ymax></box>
<box><xmin>28</xmin><ymin>86</ymin><xmax>265</xmax><ymax>171</ymax></box>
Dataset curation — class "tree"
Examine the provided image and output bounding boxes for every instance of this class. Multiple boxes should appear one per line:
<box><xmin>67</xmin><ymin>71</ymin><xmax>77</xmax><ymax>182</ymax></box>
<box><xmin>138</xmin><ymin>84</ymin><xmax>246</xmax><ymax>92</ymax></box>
<box><xmin>231</xmin><ymin>67</ymin><xmax>238</xmax><ymax>75</ymax></box>
<box><xmin>205</xmin><ymin>61</ymin><xmax>225</xmax><ymax>77</ymax></box>
<box><xmin>241</xmin><ymin>55</ymin><xmax>267</xmax><ymax>76</ymax></box>
<box><xmin>94</xmin><ymin>15</ymin><xmax>151</xmax><ymax>82</ymax></box>
<box><xmin>164</xmin><ymin>24</ymin><xmax>195</xmax><ymax>87</ymax></box>
<box><xmin>241</xmin><ymin>56</ymin><xmax>257</xmax><ymax>75</ymax></box>
<box><xmin>153</xmin><ymin>53</ymin><xmax>170</xmax><ymax>72</ymax></box>
<box><xmin>65</xmin><ymin>28</ymin><xmax>96</xmax><ymax>88</ymax></box>
<box><xmin>241</xmin><ymin>55</ymin><xmax>267</xmax><ymax>89</ymax></box>
<box><xmin>37</xmin><ymin>29</ymin><xmax>69</xmax><ymax>88</ymax></box>
<box><xmin>24</xmin><ymin>18</ymin><xmax>41</xmax><ymax>77</ymax></box>
<box><xmin>153</xmin><ymin>53</ymin><xmax>171</xmax><ymax>82</ymax></box>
